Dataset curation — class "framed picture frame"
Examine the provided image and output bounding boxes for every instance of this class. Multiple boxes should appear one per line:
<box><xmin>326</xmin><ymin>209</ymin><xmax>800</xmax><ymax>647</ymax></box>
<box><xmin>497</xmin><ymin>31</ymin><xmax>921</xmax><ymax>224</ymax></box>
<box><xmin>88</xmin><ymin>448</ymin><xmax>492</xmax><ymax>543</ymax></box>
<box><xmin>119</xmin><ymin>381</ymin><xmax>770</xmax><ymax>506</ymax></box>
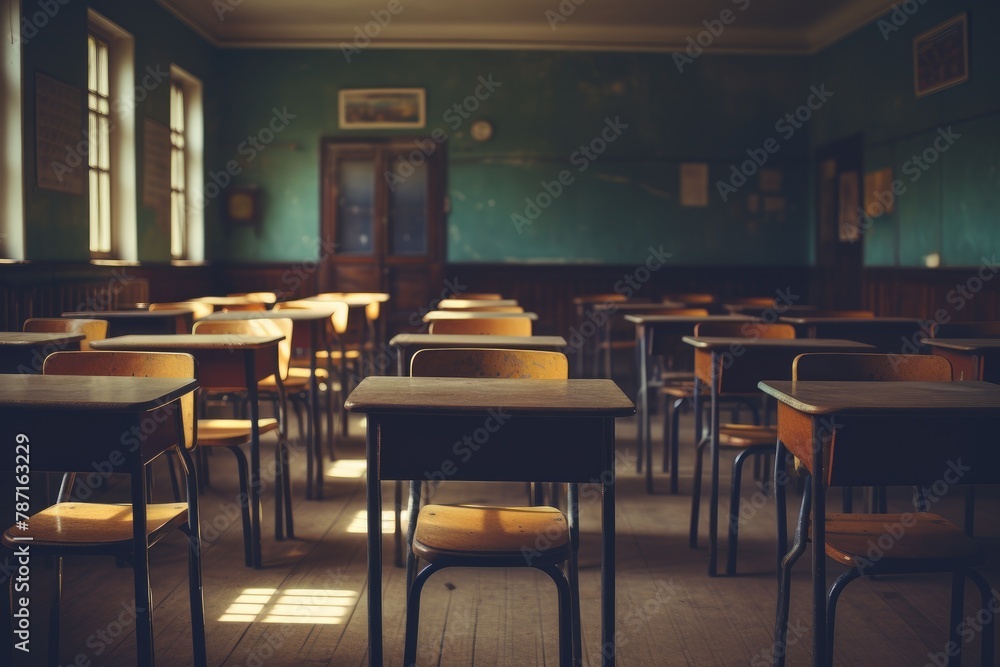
<box><xmin>913</xmin><ymin>13</ymin><xmax>968</xmax><ymax>98</ymax></box>
<box><xmin>338</xmin><ymin>88</ymin><xmax>426</xmax><ymax>129</ymax></box>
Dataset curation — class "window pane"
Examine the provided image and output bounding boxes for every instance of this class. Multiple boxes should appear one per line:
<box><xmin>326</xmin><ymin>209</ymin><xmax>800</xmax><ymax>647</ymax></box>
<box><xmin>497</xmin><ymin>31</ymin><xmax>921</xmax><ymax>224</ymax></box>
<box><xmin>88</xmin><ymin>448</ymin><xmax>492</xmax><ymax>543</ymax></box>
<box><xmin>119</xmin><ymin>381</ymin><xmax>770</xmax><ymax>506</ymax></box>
<box><xmin>97</xmin><ymin>41</ymin><xmax>108</xmax><ymax>96</ymax></box>
<box><xmin>99</xmin><ymin>171</ymin><xmax>111</xmax><ymax>253</ymax></box>
<box><xmin>98</xmin><ymin>116</ymin><xmax>110</xmax><ymax>171</ymax></box>
<box><xmin>89</xmin><ymin>171</ymin><xmax>99</xmax><ymax>252</ymax></box>
<box><xmin>88</xmin><ymin>112</ymin><xmax>98</xmax><ymax>168</ymax></box>
<box><xmin>388</xmin><ymin>156</ymin><xmax>428</xmax><ymax>256</ymax></box>
<box><xmin>335</xmin><ymin>159</ymin><xmax>375</xmax><ymax>255</ymax></box>
<box><xmin>87</xmin><ymin>36</ymin><xmax>97</xmax><ymax>91</ymax></box>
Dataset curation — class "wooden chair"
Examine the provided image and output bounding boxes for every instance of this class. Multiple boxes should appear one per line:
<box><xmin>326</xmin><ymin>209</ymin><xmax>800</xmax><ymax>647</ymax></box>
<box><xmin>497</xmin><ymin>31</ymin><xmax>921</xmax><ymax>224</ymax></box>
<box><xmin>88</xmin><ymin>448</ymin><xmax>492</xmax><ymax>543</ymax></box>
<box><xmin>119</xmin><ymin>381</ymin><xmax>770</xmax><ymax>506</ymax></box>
<box><xmin>190</xmin><ymin>319</ymin><xmax>288</xmax><ymax>566</ymax></box>
<box><xmin>149</xmin><ymin>301</ymin><xmax>214</xmax><ymax>322</ymax></box>
<box><xmin>2</xmin><ymin>351</ymin><xmax>205</xmax><ymax>666</ymax></box>
<box><xmin>688</xmin><ymin>321</ymin><xmax>795</xmax><ymax>573</ymax></box>
<box><xmin>227</xmin><ymin>291</ymin><xmax>277</xmax><ymax>304</ymax></box>
<box><xmin>404</xmin><ymin>348</ymin><xmax>576</xmax><ymax>667</ymax></box>
<box><xmin>23</xmin><ymin>317</ymin><xmax>108</xmax><ymax>351</ymax></box>
<box><xmin>775</xmin><ymin>353</ymin><xmax>993</xmax><ymax>667</ymax></box>
<box><xmin>275</xmin><ymin>300</ymin><xmax>356</xmax><ymax>447</ymax></box>
<box><xmin>429</xmin><ymin>316</ymin><xmax>532</xmax><ymax>336</ymax></box>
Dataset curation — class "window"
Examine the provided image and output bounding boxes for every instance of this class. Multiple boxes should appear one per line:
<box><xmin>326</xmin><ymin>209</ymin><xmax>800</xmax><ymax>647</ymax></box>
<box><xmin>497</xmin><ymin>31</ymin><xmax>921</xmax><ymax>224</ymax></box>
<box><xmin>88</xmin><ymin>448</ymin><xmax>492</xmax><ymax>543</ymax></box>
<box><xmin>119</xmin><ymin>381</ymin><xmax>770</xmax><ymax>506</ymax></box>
<box><xmin>0</xmin><ymin>0</ymin><xmax>24</xmax><ymax>261</ymax></box>
<box><xmin>86</xmin><ymin>10</ymin><xmax>137</xmax><ymax>263</ymax></box>
<box><xmin>170</xmin><ymin>82</ymin><xmax>186</xmax><ymax>258</ymax></box>
<box><xmin>88</xmin><ymin>32</ymin><xmax>112</xmax><ymax>256</ymax></box>
<box><xmin>169</xmin><ymin>65</ymin><xmax>204</xmax><ymax>262</ymax></box>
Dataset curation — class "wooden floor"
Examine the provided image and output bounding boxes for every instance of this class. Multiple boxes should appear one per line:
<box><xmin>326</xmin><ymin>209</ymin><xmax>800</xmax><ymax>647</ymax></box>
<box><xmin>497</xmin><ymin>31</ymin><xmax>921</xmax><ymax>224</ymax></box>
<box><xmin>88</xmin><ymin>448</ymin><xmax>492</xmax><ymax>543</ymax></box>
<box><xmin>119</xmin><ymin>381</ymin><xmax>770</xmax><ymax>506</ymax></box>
<box><xmin>22</xmin><ymin>408</ymin><xmax>1000</xmax><ymax>667</ymax></box>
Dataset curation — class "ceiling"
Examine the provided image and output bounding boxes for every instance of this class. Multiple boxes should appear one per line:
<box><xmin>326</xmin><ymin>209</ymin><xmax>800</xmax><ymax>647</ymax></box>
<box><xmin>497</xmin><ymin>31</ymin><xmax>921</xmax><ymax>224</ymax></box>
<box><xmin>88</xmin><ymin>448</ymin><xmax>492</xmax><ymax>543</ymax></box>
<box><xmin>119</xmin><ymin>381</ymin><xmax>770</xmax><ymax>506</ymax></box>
<box><xmin>158</xmin><ymin>0</ymin><xmax>897</xmax><ymax>54</ymax></box>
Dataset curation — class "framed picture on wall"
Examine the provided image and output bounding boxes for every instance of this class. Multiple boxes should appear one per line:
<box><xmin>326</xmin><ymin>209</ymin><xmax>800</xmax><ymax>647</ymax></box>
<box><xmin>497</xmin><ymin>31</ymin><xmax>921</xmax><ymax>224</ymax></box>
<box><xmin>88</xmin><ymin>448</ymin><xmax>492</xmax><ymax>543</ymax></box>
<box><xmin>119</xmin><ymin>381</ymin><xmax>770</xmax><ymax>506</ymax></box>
<box><xmin>913</xmin><ymin>13</ymin><xmax>968</xmax><ymax>98</ymax></box>
<box><xmin>338</xmin><ymin>88</ymin><xmax>426</xmax><ymax>129</ymax></box>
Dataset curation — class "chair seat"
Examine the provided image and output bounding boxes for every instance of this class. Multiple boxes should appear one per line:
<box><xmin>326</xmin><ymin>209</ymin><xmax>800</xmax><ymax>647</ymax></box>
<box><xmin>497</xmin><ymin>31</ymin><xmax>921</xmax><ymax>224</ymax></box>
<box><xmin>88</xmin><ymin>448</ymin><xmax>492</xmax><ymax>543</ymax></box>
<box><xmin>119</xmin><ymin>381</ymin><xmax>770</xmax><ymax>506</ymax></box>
<box><xmin>2</xmin><ymin>502</ymin><xmax>188</xmax><ymax>549</ymax></box>
<box><xmin>823</xmin><ymin>513</ymin><xmax>981</xmax><ymax>565</ymax></box>
<box><xmin>197</xmin><ymin>418</ymin><xmax>279</xmax><ymax>446</ymax></box>
<box><xmin>661</xmin><ymin>382</ymin><xmax>696</xmax><ymax>398</ymax></box>
<box><xmin>718</xmin><ymin>424</ymin><xmax>776</xmax><ymax>447</ymax></box>
<box><xmin>413</xmin><ymin>504</ymin><xmax>569</xmax><ymax>563</ymax></box>
<box><xmin>258</xmin><ymin>370</ymin><xmax>312</xmax><ymax>391</ymax></box>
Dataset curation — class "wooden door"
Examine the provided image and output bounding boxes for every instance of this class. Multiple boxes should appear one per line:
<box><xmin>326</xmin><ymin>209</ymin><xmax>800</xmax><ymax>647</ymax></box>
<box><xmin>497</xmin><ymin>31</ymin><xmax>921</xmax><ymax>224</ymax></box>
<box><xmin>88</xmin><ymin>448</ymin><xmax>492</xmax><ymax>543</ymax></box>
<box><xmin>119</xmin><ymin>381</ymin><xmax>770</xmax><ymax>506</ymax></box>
<box><xmin>320</xmin><ymin>139</ymin><xmax>446</xmax><ymax>335</ymax></box>
<box><xmin>814</xmin><ymin>134</ymin><xmax>864</xmax><ymax>309</ymax></box>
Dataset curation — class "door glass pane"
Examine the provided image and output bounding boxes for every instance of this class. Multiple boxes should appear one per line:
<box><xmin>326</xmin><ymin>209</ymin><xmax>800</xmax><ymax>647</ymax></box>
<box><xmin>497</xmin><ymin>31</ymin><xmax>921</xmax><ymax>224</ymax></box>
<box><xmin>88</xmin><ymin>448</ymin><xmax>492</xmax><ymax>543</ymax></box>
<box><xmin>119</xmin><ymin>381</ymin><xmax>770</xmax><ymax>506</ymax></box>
<box><xmin>388</xmin><ymin>156</ymin><xmax>427</xmax><ymax>256</ymax></box>
<box><xmin>336</xmin><ymin>159</ymin><xmax>375</xmax><ymax>254</ymax></box>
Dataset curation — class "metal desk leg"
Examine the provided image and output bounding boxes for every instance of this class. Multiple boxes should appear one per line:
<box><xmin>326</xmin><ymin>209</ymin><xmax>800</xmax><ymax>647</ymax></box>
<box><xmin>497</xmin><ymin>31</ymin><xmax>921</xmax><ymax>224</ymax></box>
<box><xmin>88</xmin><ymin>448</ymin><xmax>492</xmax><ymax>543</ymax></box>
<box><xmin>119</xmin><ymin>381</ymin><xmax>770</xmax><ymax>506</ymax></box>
<box><xmin>366</xmin><ymin>423</ymin><xmax>384</xmax><ymax>667</ymax></box>
<box><xmin>637</xmin><ymin>324</ymin><xmax>649</xmax><ymax>483</ymax></box>
<box><xmin>311</xmin><ymin>327</ymin><xmax>324</xmax><ymax>499</ymax></box>
<box><xmin>601</xmin><ymin>419</ymin><xmax>616</xmax><ymax>667</ymax></box>
<box><xmin>131</xmin><ymin>456</ymin><xmax>155</xmax><ymax>665</ymax></box>
<box><xmin>246</xmin><ymin>352</ymin><xmax>263</xmax><ymax>569</ymax></box>
<box><xmin>811</xmin><ymin>420</ymin><xmax>827</xmax><ymax>666</ymax></box>
<box><xmin>707</xmin><ymin>351</ymin><xmax>720</xmax><ymax>577</ymax></box>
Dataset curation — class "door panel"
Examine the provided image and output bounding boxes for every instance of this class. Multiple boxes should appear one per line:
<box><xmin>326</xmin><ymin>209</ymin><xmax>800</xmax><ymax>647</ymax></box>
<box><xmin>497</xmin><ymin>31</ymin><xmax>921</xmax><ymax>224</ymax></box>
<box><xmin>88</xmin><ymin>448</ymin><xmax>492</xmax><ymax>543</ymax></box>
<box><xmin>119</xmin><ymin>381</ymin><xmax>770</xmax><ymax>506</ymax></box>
<box><xmin>321</xmin><ymin>139</ymin><xmax>445</xmax><ymax>337</ymax></box>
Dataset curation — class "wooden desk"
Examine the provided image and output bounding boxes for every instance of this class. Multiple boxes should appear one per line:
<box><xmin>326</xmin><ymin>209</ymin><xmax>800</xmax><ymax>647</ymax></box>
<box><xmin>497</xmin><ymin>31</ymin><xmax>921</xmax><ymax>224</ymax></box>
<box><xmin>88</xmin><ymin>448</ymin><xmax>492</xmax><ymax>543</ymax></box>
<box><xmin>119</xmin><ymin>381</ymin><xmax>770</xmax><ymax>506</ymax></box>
<box><xmin>591</xmin><ymin>302</ymin><xmax>685</xmax><ymax>380</ymax></box>
<box><xmin>923</xmin><ymin>338</ymin><xmax>1000</xmax><ymax>383</ymax></box>
<box><xmin>780</xmin><ymin>316</ymin><xmax>925</xmax><ymax>352</ymax></box>
<box><xmin>0</xmin><ymin>332</ymin><xmax>84</xmax><ymax>373</ymax></box>
<box><xmin>723</xmin><ymin>304</ymin><xmax>816</xmax><ymax>315</ymax></box>
<box><xmin>626</xmin><ymin>314</ymin><xmax>753</xmax><ymax>492</ymax></box>
<box><xmin>306</xmin><ymin>293</ymin><xmax>390</xmax><ymax>372</ymax></box>
<box><xmin>758</xmin><ymin>380</ymin><xmax>1000</xmax><ymax>667</ymax></box>
<box><xmin>571</xmin><ymin>295</ymin><xmax>629</xmax><ymax>378</ymax></box>
<box><xmin>0</xmin><ymin>374</ymin><xmax>202</xmax><ymax>666</ymax></box>
<box><xmin>422</xmin><ymin>310</ymin><xmax>539</xmax><ymax>322</ymax></box>
<box><xmin>192</xmin><ymin>295</ymin><xmax>271</xmax><ymax>310</ymax></box>
<box><xmin>63</xmin><ymin>309</ymin><xmax>195</xmax><ymax>336</ymax></box>
<box><xmin>91</xmin><ymin>334</ymin><xmax>282</xmax><ymax>568</ymax></box>
<box><xmin>204</xmin><ymin>307</ymin><xmax>340</xmax><ymax>498</ymax></box>
<box><xmin>682</xmin><ymin>337</ymin><xmax>874</xmax><ymax>576</ymax></box>
<box><xmin>389</xmin><ymin>333</ymin><xmax>568</xmax><ymax>376</ymax></box>
<box><xmin>345</xmin><ymin>377</ymin><xmax>634</xmax><ymax>667</ymax></box>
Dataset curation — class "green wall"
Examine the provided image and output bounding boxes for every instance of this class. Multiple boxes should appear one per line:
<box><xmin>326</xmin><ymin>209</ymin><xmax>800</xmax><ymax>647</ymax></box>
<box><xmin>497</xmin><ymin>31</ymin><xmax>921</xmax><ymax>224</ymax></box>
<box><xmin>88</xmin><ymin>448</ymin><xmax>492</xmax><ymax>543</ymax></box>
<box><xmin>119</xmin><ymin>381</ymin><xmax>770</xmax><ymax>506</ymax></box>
<box><xmin>217</xmin><ymin>50</ymin><xmax>814</xmax><ymax>265</ymax></box>
<box><xmin>22</xmin><ymin>0</ymin><xmax>220</xmax><ymax>262</ymax></box>
<box><xmin>811</xmin><ymin>1</ymin><xmax>1000</xmax><ymax>267</ymax></box>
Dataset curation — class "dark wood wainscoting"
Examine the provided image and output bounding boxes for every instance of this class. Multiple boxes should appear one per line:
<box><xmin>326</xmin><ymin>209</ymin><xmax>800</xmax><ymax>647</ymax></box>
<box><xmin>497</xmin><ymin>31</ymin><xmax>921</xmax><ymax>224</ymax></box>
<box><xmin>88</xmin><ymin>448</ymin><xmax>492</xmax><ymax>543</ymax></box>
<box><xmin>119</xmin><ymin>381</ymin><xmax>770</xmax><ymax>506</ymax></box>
<box><xmin>3</xmin><ymin>261</ymin><xmax>997</xmax><ymax>338</ymax></box>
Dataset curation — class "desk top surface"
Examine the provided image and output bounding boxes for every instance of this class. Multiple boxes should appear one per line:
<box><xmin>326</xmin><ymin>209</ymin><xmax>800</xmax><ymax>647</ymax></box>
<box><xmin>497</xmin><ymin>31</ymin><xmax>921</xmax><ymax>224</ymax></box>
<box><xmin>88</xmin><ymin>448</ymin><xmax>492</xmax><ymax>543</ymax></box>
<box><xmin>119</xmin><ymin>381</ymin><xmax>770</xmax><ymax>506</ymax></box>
<box><xmin>625</xmin><ymin>314</ymin><xmax>754</xmax><ymax>325</ymax></box>
<box><xmin>92</xmin><ymin>334</ymin><xmax>283</xmax><ymax>350</ymax></box>
<box><xmin>758</xmin><ymin>380</ymin><xmax>1000</xmax><ymax>414</ymax></box>
<box><xmin>423</xmin><ymin>310</ymin><xmax>539</xmax><ymax>321</ymax></box>
<box><xmin>590</xmin><ymin>302</ymin><xmax>685</xmax><ymax>313</ymax></box>
<box><xmin>682</xmin><ymin>336</ymin><xmax>872</xmax><ymax>350</ymax></box>
<box><xmin>779</xmin><ymin>316</ymin><xmax>921</xmax><ymax>325</ymax></box>
<box><xmin>63</xmin><ymin>309</ymin><xmax>191</xmax><ymax>319</ymax></box>
<box><xmin>204</xmin><ymin>308</ymin><xmax>335</xmax><ymax>322</ymax></box>
<box><xmin>922</xmin><ymin>338</ymin><xmax>1000</xmax><ymax>352</ymax></box>
<box><xmin>390</xmin><ymin>334</ymin><xmax>568</xmax><ymax>348</ymax></box>
<box><xmin>0</xmin><ymin>374</ymin><xmax>197</xmax><ymax>411</ymax></box>
<box><xmin>438</xmin><ymin>299</ymin><xmax>519</xmax><ymax>308</ymax></box>
<box><xmin>0</xmin><ymin>332</ymin><xmax>85</xmax><ymax>346</ymax></box>
<box><xmin>346</xmin><ymin>377</ymin><xmax>634</xmax><ymax>416</ymax></box>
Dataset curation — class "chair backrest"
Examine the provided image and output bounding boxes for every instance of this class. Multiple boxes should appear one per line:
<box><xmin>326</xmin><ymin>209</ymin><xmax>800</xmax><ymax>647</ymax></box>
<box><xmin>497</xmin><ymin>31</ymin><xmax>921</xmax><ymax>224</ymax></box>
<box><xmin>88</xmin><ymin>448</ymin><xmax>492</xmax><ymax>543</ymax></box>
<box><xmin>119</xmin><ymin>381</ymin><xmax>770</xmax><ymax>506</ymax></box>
<box><xmin>792</xmin><ymin>352</ymin><xmax>952</xmax><ymax>382</ymax></box>
<box><xmin>228</xmin><ymin>291</ymin><xmax>277</xmax><ymax>304</ymax></box>
<box><xmin>23</xmin><ymin>317</ymin><xmax>108</xmax><ymax>351</ymax></box>
<box><xmin>149</xmin><ymin>301</ymin><xmax>214</xmax><ymax>321</ymax></box>
<box><xmin>192</xmin><ymin>317</ymin><xmax>292</xmax><ymax>380</ymax></box>
<box><xmin>440</xmin><ymin>305</ymin><xmax>525</xmax><ymax>313</ymax></box>
<box><xmin>43</xmin><ymin>351</ymin><xmax>197</xmax><ymax>448</ymax></box>
<box><xmin>694</xmin><ymin>320</ymin><xmax>795</xmax><ymax>339</ymax></box>
<box><xmin>220</xmin><ymin>302</ymin><xmax>267</xmax><ymax>312</ymax></box>
<box><xmin>933</xmin><ymin>321</ymin><xmax>1000</xmax><ymax>338</ymax></box>
<box><xmin>642</xmin><ymin>308</ymin><xmax>710</xmax><ymax>317</ymax></box>
<box><xmin>663</xmin><ymin>293</ymin><xmax>715</xmax><ymax>306</ymax></box>
<box><xmin>728</xmin><ymin>297</ymin><xmax>776</xmax><ymax>307</ymax></box>
<box><xmin>572</xmin><ymin>293</ymin><xmax>629</xmax><ymax>305</ymax></box>
<box><xmin>802</xmin><ymin>310</ymin><xmax>875</xmax><ymax>318</ymax></box>
<box><xmin>457</xmin><ymin>293</ymin><xmax>503</xmax><ymax>300</ymax></box>
<box><xmin>275</xmin><ymin>300</ymin><xmax>350</xmax><ymax>336</ymax></box>
<box><xmin>411</xmin><ymin>348</ymin><xmax>567</xmax><ymax>379</ymax></box>
<box><xmin>429</xmin><ymin>317</ymin><xmax>532</xmax><ymax>336</ymax></box>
